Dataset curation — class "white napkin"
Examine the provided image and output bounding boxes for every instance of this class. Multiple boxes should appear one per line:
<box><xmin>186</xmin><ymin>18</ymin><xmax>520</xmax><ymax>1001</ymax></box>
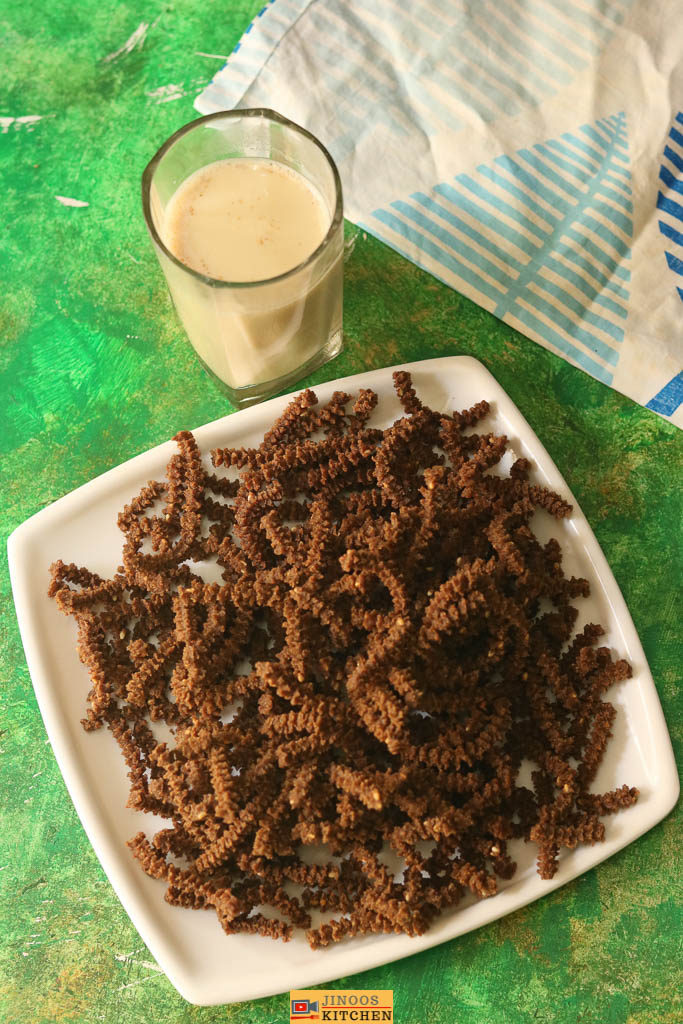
<box><xmin>196</xmin><ymin>0</ymin><xmax>683</xmax><ymax>426</ymax></box>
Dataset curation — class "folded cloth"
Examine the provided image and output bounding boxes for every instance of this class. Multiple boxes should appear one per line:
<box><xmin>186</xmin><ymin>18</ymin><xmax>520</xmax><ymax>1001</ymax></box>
<box><xmin>196</xmin><ymin>0</ymin><xmax>683</xmax><ymax>426</ymax></box>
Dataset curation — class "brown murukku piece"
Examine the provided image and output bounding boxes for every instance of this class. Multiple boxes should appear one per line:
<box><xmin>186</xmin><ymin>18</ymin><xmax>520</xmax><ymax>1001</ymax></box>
<box><xmin>48</xmin><ymin>371</ymin><xmax>637</xmax><ymax>949</ymax></box>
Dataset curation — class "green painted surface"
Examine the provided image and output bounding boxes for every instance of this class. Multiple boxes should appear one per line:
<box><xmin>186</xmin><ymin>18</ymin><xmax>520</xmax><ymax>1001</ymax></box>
<box><xmin>0</xmin><ymin>2</ymin><xmax>680</xmax><ymax>1022</ymax></box>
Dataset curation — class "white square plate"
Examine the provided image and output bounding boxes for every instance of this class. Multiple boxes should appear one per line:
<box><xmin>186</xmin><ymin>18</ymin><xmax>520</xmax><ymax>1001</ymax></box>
<box><xmin>8</xmin><ymin>357</ymin><xmax>678</xmax><ymax>1006</ymax></box>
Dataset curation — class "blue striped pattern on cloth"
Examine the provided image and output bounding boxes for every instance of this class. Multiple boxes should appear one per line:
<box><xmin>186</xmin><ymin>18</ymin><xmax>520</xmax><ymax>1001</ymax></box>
<box><xmin>195</xmin><ymin>0</ymin><xmax>682</xmax><ymax>425</ymax></box>
<box><xmin>646</xmin><ymin>371</ymin><xmax>683</xmax><ymax>416</ymax></box>
<box><xmin>199</xmin><ymin>0</ymin><xmax>634</xmax><ymax>160</ymax></box>
<box><xmin>657</xmin><ymin>112</ymin><xmax>683</xmax><ymax>304</ymax></box>
<box><xmin>199</xmin><ymin>0</ymin><xmax>312</xmax><ymax>113</ymax></box>
<box><xmin>365</xmin><ymin>113</ymin><xmax>632</xmax><ymax>386</ymax></box>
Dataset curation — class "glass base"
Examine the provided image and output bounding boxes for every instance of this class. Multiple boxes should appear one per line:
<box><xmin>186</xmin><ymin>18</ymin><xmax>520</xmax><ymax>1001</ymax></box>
<box><xmin>196</xmin><ymin>329</ymin><xmax>344</xmax><ymax>409</ymax></box>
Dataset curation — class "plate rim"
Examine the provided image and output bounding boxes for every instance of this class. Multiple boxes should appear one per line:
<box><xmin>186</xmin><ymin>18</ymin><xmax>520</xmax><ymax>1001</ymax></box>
<box><xmin>8</xmin><ymin>355</ymin><xmax>679</xmax><ymax>1006</ymax></box>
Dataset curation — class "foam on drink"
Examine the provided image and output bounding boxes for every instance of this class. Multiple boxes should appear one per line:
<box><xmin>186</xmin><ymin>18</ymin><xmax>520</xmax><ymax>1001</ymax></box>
<box><xmin>164</xmin><ymin>159</ymin><xmax>330</xmax><ymax>283</ymax></box>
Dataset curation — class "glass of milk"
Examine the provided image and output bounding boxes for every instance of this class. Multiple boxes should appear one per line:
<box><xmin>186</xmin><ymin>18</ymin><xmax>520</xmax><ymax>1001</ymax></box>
<box><xmin>142</xmin><ymin>109</ymin><xmax>343</xmax><ymax>407</ymax></box>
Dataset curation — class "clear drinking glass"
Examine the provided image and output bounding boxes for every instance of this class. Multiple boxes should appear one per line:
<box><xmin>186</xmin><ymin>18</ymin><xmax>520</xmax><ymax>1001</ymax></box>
<box><xmin>142</xmin><ymin>109</ymin><xmax>344</xmax><ymax>407</ymax></box>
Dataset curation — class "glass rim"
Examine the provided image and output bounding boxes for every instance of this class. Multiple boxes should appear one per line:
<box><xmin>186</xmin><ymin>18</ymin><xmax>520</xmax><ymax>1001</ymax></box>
<box><xmin>141</xmin><ymin>108</ymin><xmax>344</xmax><ymax>290</ymax></box>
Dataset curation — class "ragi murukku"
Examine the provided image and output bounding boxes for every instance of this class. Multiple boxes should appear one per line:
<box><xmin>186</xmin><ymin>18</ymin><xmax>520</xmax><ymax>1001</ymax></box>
<box><xmin>48</xmin><ymin>372</ymin><xmax>638</xmax><ymax>948</ymax></box>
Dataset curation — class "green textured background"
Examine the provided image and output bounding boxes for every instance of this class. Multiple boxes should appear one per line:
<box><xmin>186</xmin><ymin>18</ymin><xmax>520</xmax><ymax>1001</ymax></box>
<box><xmin>1</xmin><ymin>3</ymin><xmax>681</xmax><ymax>1022</ymax></box>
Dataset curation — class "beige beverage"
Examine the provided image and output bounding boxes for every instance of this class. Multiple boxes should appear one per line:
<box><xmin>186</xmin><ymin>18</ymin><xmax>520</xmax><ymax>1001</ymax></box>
<box><xmin>165</xmin><ymin>159</ymin><xmax>329</xmax><ymax>282</ymax></box>
<box><xmin>157</xmin><ymin>157</ymin><xmax>342</xmax><ymax>392</ymax></box>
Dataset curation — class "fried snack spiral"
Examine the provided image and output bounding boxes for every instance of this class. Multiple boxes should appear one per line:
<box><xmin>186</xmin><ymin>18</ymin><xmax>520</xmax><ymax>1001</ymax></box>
<box><xmin>49</xmin><ymin>373</ymin><xmax>637</xmax><ymax>948</ymax></box>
